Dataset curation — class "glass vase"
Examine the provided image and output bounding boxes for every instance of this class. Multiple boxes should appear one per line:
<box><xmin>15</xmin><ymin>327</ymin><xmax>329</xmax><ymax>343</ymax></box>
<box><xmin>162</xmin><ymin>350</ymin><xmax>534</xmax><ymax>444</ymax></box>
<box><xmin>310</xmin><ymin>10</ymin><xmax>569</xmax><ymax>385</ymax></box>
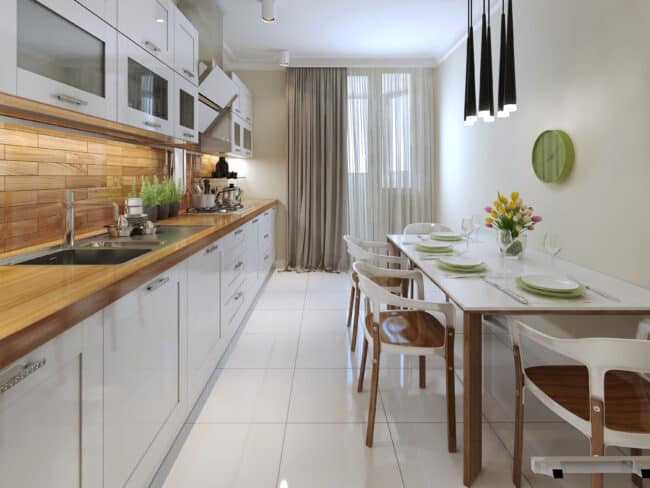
<box><xmin>497</xmin><ymin>230</ymin><xmax>528</xmax><ymax>259</ymax></box>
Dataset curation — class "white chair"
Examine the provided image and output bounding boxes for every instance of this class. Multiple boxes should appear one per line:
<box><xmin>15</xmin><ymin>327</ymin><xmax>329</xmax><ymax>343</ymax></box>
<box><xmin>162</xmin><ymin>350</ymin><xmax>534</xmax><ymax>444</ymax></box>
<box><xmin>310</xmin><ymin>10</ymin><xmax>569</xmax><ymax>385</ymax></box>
<box><xmin>509</xmin><ymin>318</ymin><xmax>650</xmax><ymax>488</ymax></box>
<box><xmin>403</xmin><ymin>222</ymin><xmax>453</xmax><ymax>235</ymax></box>
<box><xmin>355</xmin><ymin>260</ymin><xmax>457</xmax><ymax>451</ymax></box>
<box><xmin>343</xmin><ymin>235</ymin><xmax>408</xmax><ymax>351</ymax></box>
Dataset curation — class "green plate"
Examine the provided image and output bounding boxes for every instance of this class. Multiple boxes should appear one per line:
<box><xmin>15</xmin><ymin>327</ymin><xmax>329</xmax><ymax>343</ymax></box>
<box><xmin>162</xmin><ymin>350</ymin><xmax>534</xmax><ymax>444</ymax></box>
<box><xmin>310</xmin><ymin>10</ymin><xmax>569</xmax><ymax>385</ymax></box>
<box><xmin>416</xmin><ymin>244</ymin><xmax>453</xmax><ymax>254</ymax></box>
<box><xmin>516</xmin><ymin>277</ymin><xmax>586</xmax><ymax>299</ymax></box>
<box><xmin>438</xmin><ymin>262</ymin><xmax>487</xmax><ymax>273</ymax></box>
<box><xmin>431</xmin><ymin>235</ymin><xmax>464</xmax><ymax>242</ymax></box>
<box><xmin>532</xmin><ymin>130</ymin><xmax>575</xmax><ymax>183</ymax></box>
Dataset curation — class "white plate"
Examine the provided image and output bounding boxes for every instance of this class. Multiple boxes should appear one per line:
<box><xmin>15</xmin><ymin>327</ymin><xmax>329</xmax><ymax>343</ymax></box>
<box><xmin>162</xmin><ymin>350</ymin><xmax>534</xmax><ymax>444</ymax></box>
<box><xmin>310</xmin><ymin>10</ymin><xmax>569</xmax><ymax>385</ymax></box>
<box><xmin>431</xmin><ymin>231</ymin><xmax>462</xmax><ymax>239</ymax></box>
<box><xmin>417</xmin><ymin>240</ymin><xmax>453</xmax><ymax>249</ymax></box>
<box><xmin>521</xmin><ymin>275</ymin><xmax>581</xmax><ymax>292</ymax></box>
<box><xmin>440</xmin><ymin>256</ymin><xmax>483</xmax><ymax>268</ymax></box>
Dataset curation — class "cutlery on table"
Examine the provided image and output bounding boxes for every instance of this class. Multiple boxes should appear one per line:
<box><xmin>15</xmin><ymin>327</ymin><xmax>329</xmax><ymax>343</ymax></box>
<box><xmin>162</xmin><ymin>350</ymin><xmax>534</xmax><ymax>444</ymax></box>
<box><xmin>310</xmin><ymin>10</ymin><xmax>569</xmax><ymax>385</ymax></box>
<box><xmin>567</xmin><ymin>275</ymin><xmax>621</xmax><ymax>302</ymax></box>
<box><xmin>445</xmin><ymin>274</ymin><xmax>488</xmax><ymax>279</ymax></box>
<box><xmin>482</xmin><ymin>277</ymin><xmax>529</xmax><ymax>304</ymax></box>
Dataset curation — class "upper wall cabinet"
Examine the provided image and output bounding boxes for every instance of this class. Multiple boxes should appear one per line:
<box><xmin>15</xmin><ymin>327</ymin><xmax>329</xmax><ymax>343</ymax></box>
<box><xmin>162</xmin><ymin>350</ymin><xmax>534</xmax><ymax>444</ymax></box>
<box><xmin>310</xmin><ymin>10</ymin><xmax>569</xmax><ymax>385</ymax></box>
<box><xmin>117</xmin><ymin>34</ymin><xmax>174</xmax><ymax>136</ymax></box>
<box><xmin>0</xmin><ymin>0</ymin><xmax>118</xmax><ymax>121</ymax></box>
<box><xmin>117</xmin><ymin>0</ymin><xmax>174</xmax><ymax>66</ymax></box>
<box><xmin>75</xmin><ymin>0</ymin><xmax>117</xmax><ymax>26</ymax></box>
<box><xmin>174</xmin><ymin>8</ymin><xmax>198</xmax><ymax>84</ymax></box>
<box><xmin>231</xmin><ymin>72</ymin><xmax>253</xmax><ymax>124</ymax></box>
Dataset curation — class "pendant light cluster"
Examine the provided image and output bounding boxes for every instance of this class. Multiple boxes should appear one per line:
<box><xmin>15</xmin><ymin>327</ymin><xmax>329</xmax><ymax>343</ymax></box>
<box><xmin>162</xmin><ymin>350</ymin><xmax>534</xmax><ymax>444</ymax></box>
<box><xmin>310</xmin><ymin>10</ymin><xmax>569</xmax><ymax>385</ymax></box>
<box><xmin>464</xmin><ymin>0</ymin><xmax>517</xmax><ymax>126</ymax></box>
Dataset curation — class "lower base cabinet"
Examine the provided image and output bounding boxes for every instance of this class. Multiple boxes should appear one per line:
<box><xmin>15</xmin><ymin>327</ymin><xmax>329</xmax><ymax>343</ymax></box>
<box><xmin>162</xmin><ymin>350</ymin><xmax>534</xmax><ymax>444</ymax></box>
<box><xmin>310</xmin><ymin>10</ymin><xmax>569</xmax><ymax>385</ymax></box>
<box><xmin>0</xmin><ymin>312</ymin><xmax>103</xmax><ymax>488</ymax></box>
<box><xmin>103</xmin><ymin>263</ymin><xmax>187</xmax><ymax>488</ymax></box>
<box><xmin>0</xmin><ymin>207</ymin><xmax>276</xmax><ymax>488</ymax></box>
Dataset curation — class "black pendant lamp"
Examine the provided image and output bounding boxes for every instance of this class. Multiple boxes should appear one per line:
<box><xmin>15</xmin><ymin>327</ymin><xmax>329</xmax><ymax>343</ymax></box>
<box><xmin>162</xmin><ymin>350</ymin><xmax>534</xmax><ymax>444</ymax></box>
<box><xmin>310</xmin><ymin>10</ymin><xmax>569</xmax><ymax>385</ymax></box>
<box><xmin>478</xmin><ymin>0</ymin><xmax>494</xmax><ymax>122</ymax></box>
<box><xmin>463</xmin><ymin>0</ymin><xmax>477</xmax><ymax>126</ymax></box>
<box><xmin>497</xmin><ymin>0</ymin><xmax>508</xmax><ymax>117</ymax></box>
<box><xmin>504</xmin><ymin>0</ymin><xmax>517</xmax><ymax>112</ymax></box>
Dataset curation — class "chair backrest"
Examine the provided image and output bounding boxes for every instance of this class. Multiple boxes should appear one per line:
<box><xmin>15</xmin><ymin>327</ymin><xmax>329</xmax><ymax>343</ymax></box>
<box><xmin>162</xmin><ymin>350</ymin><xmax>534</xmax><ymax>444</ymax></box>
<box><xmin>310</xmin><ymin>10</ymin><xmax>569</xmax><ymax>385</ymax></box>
<box><xmin>403</xmin><ymin>223</ymin><xmax>453</xmax><ymax>235</ymax></box>
<box><xmin>510</xmin><ymin>318</ymin><xmax>650</xmax><ymax>401</ymax></box>
<box><xmin>344</xmin><ymin>235</ymin><xmax>409</xmax><ymax>269</ymax></box>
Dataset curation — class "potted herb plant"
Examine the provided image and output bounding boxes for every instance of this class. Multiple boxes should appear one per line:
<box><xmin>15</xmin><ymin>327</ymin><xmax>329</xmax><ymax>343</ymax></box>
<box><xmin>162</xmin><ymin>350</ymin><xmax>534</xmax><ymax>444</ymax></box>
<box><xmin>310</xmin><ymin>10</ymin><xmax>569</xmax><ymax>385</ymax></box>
<box><xmin>140</xmin><ymin>177</ymin><xmax>158</xmax><ymax>222</ymax></box>
<box><xmin>168</xmin><ymin>179</ymin><xmax>184</xmax><ymax>217</ymax></box>
<box><xmin>154</xmin><ymin>176</ymin><xmax>170</xmax><ymax>220</ymax></box>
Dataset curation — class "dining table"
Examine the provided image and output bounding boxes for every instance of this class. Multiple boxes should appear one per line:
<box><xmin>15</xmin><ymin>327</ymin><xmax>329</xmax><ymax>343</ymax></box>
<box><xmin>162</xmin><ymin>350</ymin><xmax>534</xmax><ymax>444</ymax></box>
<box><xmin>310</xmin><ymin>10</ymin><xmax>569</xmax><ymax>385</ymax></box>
<box><xmin>386</xmin><ymin>233</ymin><xmax>650</xmax><ymax>487</ymax></box>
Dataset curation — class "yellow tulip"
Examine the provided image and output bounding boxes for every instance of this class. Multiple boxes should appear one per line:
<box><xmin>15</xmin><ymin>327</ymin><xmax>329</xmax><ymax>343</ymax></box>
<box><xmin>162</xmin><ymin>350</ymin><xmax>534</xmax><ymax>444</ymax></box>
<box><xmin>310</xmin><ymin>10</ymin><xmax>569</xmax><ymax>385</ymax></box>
<box><xmin>511</xmin><ymin>191</ymin><xmax>520</xmax><ymax>202</ymax></box>
<box><xmin>508</xmin><ymin>200</ymin><xmax>518</xmax><ymax>210</ymax></box>
<box><xmin>493</xmin><ymin>199</ymin><xmax>500</xmax><ymax>208</ymax></box>
<box><xmin>506</xmin><ymin>213</ymin><xmax>512</xmax><ymax>219</ymax></box>
<box><xmin>496</xmin><ymin>202</ymin><xmax>505</xmax><ymax>213</ymax></box>
<box><xmin>490</xmin><ymin>210</ymin><xmax>498</xmax><ymax>218</ymax></box>
<box><xmin>485</xmin><ymin>217</ymin><xmax>493</xmax><ymax>224</ymax></box>
<box><xmin>498</xmin><ymin>193</ymin><xmax>508</xmax><ymax>204</ymax></box>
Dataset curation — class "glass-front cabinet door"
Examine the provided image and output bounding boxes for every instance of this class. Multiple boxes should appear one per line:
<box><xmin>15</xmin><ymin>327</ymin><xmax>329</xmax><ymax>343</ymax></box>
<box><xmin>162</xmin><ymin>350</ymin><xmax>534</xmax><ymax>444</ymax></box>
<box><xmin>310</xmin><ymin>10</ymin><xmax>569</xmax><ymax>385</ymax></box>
<box><xmin>118</xmin><ymin>34</ymin><xmax>173</xmax><ymax>136</ymax></box>
<box><xmin>175</xmin><ymin>74</ymin><xmax>198</xmax><ymax>143</ymax></box>
<box><xmin>243</xmin><ymin>125</ymin><xmax>252</xmax><ymax>157</ymax></box>
<box><xmin>231</xmin><ymin>116</ymin><xmax>242</xmax><ymax>154</ymax></box>
<box><xmin>7</xmin><ymin>0</ymin><xmax>117</xmax><ymax>120</ymax></box>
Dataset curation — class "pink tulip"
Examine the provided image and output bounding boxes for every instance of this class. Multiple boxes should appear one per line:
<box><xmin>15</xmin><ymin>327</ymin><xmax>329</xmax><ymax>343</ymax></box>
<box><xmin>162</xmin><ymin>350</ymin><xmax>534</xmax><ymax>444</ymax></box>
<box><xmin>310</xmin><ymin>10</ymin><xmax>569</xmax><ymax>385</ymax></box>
<box><xmin>486</xmin><ymin>223</ymin><xmax>493</xmax><ymax>228</ymax></box>
<box><xmin>484</xmin><ymin>206</ymin><xmax>493</xmax><ymax>213</ymax></box>
<box><xmin>528</xmin><ymin>226</ymin><xmax>535</xmax><ymax>231</ymax></box>
<box><xmin>532</xmin><ymin>216</ymin><xmax>543</xmax><ymax>223</ymax></box>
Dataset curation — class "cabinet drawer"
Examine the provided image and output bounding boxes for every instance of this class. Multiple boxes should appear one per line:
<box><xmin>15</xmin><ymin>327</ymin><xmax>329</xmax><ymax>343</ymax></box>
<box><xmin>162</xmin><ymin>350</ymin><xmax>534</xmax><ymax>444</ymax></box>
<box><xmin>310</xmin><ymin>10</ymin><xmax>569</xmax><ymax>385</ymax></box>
<box><xmin>220</xmin><ymin>225</ymin><xmax>245</xmax><ymax>251</ymax></box>
<box><xmin>222</xmin><ymin>246</ymin><xmax>246</xmax><ymax>289</ymax></box>
<box><xmin>221</xmin><ymin>277</ymin><xmax>246</xmax><ymax>337</ymax></box>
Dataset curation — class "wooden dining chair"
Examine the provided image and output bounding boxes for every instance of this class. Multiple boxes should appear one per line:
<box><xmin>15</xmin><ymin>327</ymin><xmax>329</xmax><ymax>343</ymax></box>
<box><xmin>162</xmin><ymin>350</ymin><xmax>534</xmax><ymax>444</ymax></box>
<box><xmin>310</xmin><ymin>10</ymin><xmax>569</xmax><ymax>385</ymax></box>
<box><xmin>403</xmin><ymin>222</ymin><xmax>453</xmax><ymax>235</ymax></box>
<box><xmin>343</xmin><ymin>235</ymin><xmax>408</xmax><ymax>352</ymax></box>
<box><xmin>354</xmin><ymin>260</ymin><xmax>457</xmax><ymax>451</ymax></box>
<box><xmin>509</xmin><ymin>318</ymin><xmax>650</xmax><ymax>488</ymax></box>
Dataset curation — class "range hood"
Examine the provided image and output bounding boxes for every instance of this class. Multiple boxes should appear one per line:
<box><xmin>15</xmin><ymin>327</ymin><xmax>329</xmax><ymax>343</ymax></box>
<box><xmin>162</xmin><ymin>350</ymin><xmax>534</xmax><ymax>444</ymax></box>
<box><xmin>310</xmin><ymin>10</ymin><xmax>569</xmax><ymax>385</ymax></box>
<box><xmin>198</xmin><ymin>65</ymin><xmax>238</xmax><ymax>154</ymax></box>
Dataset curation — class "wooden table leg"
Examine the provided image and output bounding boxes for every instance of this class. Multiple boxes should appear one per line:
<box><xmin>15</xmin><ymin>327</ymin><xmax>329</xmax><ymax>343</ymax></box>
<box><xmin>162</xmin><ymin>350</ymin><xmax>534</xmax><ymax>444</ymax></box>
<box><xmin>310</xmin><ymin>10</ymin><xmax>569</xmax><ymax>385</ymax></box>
<box><xmin>464</xmin><ymin>312</ymin><xmax>483</xmax><ymax>486</ymax></box>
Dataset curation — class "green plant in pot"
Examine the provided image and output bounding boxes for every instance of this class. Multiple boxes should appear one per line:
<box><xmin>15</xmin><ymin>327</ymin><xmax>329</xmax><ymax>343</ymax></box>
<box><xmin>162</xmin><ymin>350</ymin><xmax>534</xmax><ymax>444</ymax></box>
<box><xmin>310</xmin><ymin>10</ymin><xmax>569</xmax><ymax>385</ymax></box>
<box><xmin>151</xmin><ymin>176</ymin><xmax>170</xmax><ymax>220</ymax></box>
<box><xmin>168</xmin><ymin>179</ymin><xmax>184</xmax><ymax>217</ymax></box>
<box><xmin>140</xmin><ymin>177</ymin><xmax>159</xmax><ymax>222</ymax></box>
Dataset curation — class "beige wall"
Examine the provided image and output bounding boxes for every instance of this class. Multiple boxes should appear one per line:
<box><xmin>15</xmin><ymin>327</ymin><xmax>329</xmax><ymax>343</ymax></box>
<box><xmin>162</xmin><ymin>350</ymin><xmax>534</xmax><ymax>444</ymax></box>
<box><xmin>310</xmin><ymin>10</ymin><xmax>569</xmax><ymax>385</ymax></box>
<box><xmin>436</xmin><ymin>0</ymin><xmax>650</xmax><ymax>288</ymax></box>
<box><xmin>229</xmin><ymin>70</ymin><xmax>288</xmax><ymax>265</ymax></box>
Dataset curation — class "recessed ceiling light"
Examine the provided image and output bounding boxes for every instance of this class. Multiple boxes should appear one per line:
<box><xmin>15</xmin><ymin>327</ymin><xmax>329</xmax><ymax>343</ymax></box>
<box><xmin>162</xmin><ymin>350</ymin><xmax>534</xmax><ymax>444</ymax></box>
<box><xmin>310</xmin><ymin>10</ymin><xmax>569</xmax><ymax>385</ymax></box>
<box><xmin>261</xmin><ymin>0</ymin><xmax>276</xmax><ymax>23</ymax></box>
<box><xmin>155</xmin><ymin>18</ymin><xmax>165</xmax><ymax>23</ymax></box>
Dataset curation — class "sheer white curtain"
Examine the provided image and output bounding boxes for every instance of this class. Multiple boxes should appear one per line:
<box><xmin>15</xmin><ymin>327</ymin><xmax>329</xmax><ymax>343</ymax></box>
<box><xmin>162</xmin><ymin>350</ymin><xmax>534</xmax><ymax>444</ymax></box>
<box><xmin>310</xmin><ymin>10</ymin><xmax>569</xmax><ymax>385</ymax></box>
<box><xmin>347</xmin><ymin>68</ymin><xmax>435</xmax><ymax>241</ymax></box>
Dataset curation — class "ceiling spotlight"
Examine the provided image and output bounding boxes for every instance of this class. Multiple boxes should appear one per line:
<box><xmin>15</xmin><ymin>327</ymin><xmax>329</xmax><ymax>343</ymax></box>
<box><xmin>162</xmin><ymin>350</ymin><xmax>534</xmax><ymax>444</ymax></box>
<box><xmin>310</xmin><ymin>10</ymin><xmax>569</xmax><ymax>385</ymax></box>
<box><xmin>279</xmin><ymin>50</ymin><xmax>290</xmax><ymax>67</ymax></box>
<box><xmin>262</xmin><ymin>0</ymin><xmax>276</xmax><ymax>23</ymax></box>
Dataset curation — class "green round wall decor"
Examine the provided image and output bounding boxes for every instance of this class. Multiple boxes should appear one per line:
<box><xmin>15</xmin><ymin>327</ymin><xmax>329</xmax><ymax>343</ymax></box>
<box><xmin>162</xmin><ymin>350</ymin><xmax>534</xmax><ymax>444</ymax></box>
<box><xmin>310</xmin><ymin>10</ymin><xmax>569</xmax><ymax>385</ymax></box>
<box><xmin>532</xmin><ymin>130</ymin><xmax>575</xmax><ymax>183</ymax></box>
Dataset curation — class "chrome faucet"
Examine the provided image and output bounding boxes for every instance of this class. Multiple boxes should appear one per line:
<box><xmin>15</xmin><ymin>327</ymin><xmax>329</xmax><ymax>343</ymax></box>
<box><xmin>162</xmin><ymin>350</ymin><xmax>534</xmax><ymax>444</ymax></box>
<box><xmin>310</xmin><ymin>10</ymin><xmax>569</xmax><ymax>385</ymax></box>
<box><xmin>64</xmin><ymin>190</ymin><xmax>120</xmax><ymax>248</ymax></box>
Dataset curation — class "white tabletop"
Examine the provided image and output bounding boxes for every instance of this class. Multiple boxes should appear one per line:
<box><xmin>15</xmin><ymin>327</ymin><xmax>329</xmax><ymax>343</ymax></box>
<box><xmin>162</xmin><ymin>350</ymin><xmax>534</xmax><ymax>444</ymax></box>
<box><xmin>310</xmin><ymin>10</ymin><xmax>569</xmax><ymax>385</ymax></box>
<box><xmin>388</xmin><ymin>234</ymin><xmax>650</xmax><ymax>314</ymax></box>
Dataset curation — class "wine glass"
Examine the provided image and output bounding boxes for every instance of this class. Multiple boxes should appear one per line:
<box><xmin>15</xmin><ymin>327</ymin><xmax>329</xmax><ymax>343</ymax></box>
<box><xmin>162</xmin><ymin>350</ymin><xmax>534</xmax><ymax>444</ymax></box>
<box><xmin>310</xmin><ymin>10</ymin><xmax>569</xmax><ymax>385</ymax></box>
<box><xmin>544</xmin><ymin>232</ymin><xmax>562</xmax><ymax>265</ymax></box>
<box><xmin>472</xmin><ymin>214</ymin><xmax>483</xmax><ymax>242</ymax></box>
<box><xmin>461</xmin><ymin>217</ymin><xmax>474</xmax><ymax>251</ymax></box>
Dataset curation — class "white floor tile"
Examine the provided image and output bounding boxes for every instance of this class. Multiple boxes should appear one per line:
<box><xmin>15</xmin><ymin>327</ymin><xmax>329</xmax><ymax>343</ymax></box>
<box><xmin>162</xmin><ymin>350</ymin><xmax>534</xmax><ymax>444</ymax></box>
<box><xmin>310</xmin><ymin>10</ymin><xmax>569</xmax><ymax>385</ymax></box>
<box><xmin>288</xmin><ymin>369</ymin><xmax>386</xmax><ymax>423</ymax></box>
<box><xmin>162</xmin><ymin>423</ymin><xmax>283</xmax><ymax>488</ymax></box>
<box><xmin>391</xmin><ymin>422</ymin><xmax>530</xmax><ymax>488</ymax></box>
<box><xmin>278</xmin><ymin>423</ymin><xmax>403</xmax><ymax>488</ymax></box>
<box><xmin>256</xmin><ymin>291</ymin><xmax>306</xmax><ymax>310</ymax></box>
<box><xmin>306</xmin><ymin>271</ymin><xmax>352</xmax><ymax>292</ymax></box>
<box><xmin>304</xmin><ymin>290</ymin><xmax>352</xmax><ymax>310</ymax></box>
<box><xmin>379</xmin><ymin>368</ymin><xmax>463</xmax><ymax>423</ymax></box>
<box><xmin>195</xmin><ymin>369</ymin><xmax>293</xmax><ymax>423</ymax></box>
<box><xmin>264</xmin><ymin>270</ymin><xmax>309</xmax><ymax>293</ymax></box>
<box><xmin>243</xmin><ymin>309</ymin><xmax>303</xmax><ymax>334</ymax></box>
<box><xmin>295</xmin><ymin>312</ymin><xmax>363</xmax><ymax>369</ymax></box>
<box><xmin>491</xmin><ymin>422</ymin><xmax>638</xmax><ymax>487</ymax></box>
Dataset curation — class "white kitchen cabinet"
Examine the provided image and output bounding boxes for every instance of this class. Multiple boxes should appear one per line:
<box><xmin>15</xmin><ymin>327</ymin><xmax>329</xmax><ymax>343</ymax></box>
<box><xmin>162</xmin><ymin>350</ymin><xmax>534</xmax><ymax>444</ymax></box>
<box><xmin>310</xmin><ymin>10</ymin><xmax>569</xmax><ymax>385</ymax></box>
<box><xmin>76</xmin><ymin>0</ymin><xmax>117</xmax><ymax>26</ymax></box>
<box><xmin>174</xmin><ymin>72</ymin><xmax>198</xmax><ymax>143</ymax></box>
<box><xmin>1</xmin><ymin>0</ymin><xmax>118</xmax><ymax>120</ymax></box>
<box><xmin>186</xmin><ymin>241</ymin><xmax>222</xmax><ymax>405</ymax></box>
<box><xmin>174</xmin><ymin>7</ymin><xmax>198</xmax><ymax>83</ymax></box>
<box><xmin>117</xmin><ymin>0</ymin><xmax>175</xmax><ymax>66</ymax></box>
<box><xmin>0</xmin><ymin>313</ymin><xmax>103</xmax><ymax>488</ymax></box>
<box><xmin>259</xmin><ymin>207</ymin><xmax>276</xmax><ymax>275</ymax></box>
<box><xmin>231</xmin><ymin>73</ymin><xmax>254</xmax><ymax>123</ymax></box>
<box><xmin>245</xmin><ymin>218</ymin><xmax>261</xmax><ymax>304</ymax></box>
<box><xmin>117</xmin><ymin>33</ymin><xmax>174</xmax><ymax>136</ymax></box>
<box><xmin>103</xmin><ymin>264</ymin><xmax>187</xmax><ymax>488</ymax></box>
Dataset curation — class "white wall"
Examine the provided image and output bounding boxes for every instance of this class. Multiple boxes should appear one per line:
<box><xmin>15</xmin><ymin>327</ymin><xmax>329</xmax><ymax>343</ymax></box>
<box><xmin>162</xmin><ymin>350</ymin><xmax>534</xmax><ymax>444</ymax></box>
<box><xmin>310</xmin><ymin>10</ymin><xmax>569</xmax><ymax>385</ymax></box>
<box><xmin>436</xmin><ymin>0</ymin><xmax>650</xmax><ymax>288</ymax></box>
<box><xmin>229</xmin><ymin>70</ymin><xmax>288</xmax><ymax>266</ymax></box>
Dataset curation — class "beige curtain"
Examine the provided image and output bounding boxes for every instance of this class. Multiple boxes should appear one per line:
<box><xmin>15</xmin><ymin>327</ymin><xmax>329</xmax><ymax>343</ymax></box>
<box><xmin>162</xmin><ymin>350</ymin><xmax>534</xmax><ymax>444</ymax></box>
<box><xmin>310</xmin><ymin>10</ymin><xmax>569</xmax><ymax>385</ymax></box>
<box><xmin>287</xmin><ymin>68</ymin><xmax>348</xmax><ymax>271</ymax></box>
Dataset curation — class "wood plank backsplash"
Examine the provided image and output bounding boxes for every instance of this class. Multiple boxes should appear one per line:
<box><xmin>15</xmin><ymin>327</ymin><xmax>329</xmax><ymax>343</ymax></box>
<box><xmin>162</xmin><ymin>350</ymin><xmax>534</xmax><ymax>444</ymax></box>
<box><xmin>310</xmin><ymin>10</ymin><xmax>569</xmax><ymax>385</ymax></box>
<box><xmin>0</xmin><ymin>121</ymin><xmax>166</xmax><ymax>253</ymax></box>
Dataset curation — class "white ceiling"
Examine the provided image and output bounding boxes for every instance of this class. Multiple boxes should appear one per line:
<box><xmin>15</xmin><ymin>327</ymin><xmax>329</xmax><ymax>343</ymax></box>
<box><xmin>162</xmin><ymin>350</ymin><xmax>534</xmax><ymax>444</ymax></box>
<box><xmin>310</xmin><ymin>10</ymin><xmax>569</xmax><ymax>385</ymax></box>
<box><xmin>216</xmin><ymin>0</ymin><xmax>491</xmax><ymax>69</ymax></box>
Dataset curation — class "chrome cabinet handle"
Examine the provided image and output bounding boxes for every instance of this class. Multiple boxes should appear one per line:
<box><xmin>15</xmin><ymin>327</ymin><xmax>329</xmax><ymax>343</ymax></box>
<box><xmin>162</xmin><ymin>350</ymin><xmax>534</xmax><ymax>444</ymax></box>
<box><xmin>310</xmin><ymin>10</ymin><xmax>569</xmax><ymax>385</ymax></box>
<box><xmin>252</xmin><ymin>219</ymin><xmax>259</xmax><ymax>224</ymax></box>
<box><xmin>144</xmin><ymin>121</ymin><xmax>162</xmax><ymax>128</ymax></box>
<box><xmin>143</xmin><ymin>40</ymin><xmax>161</xmax><ymax>52</ymax></box>
<box><xmin>233</xmin><ymin>291</ymin><xmax>244</xmax><ymax>301</ymax></box>
<box><xmin>183</xmin><ymin>69</ymin><xmax>195</xmax><ymax>78</ymax></box>
<box><xmin>183</xmin><ymin>132</ymin><xmax>194</xmax><ymax>138</ymax></box>
<box><xmin>263</xmin><ymin>233</ymin><xmax>269</xmax><ymax>239</ymax></box>
<box><xmin>264</xmin><ymin>254</ymin><xmax>269</xmax><ymax>261</ymax></box>
<box><xmin>234</xmin><ymin>229</ymin><xmax>243</xmax><ymax>236</ymax></box>
<box><xmin>55</xmin><ymin>94</ymin><xmax>88</xmax><ymax>106</ymax></box>
<box><xmin>146</xmin><ymin>276</ymin><xmax>170</xmax><ymax>292</ymax></box>
<box><xmin>206</xmin><ymin>244</ymin><xmax>219</xmax><ymax>254</ymax></box>
<box><xmin>234</xmin><ymin>261</ymin><xmax>244</xmax><ymax>270</ymax></box>
<box><xmin>1</xmin><ymin>358</ymin><xmax>46</xmax><ymax>394</ymax></box>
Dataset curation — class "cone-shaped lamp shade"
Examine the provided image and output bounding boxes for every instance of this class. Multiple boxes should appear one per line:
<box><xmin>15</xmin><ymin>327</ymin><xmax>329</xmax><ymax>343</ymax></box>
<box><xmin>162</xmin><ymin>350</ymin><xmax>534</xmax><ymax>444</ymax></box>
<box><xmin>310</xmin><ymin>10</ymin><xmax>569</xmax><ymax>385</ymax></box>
<box><xmin>485</xmin><ymin>24</ymin><xmax>495</xmax><ymax>122</ymax></box>
<box><xmin>497</xmin><ymin>6</ymin><xmax>509</xmax><ymax>118</ymax></box>
<box><xmin>464</xmin><ymin>26</ymin><xmax>477</xmax><ymax>125</ymax></box>
<box><xmin>504</xmin><ymin>0</ymin><xmax>517</xmax><ymax>112</ymax></box>
<box><xmin>478</xmin><ymin>9</ymin><xmax>490</xmax><ymax>119</ymax></box>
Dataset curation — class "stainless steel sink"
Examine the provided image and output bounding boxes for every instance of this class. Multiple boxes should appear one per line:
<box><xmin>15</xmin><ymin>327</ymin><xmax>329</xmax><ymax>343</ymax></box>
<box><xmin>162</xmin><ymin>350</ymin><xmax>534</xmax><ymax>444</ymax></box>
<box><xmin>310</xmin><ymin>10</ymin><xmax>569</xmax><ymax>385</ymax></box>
<box><xmin>14</xmin><ymin>248</ymin><xmax>151</xmax><ymax>265</ymax></box>
<box><xmin>87</xmin><ymin>239</ymin><xmax>166</xmax><ymax>248</ymax></box>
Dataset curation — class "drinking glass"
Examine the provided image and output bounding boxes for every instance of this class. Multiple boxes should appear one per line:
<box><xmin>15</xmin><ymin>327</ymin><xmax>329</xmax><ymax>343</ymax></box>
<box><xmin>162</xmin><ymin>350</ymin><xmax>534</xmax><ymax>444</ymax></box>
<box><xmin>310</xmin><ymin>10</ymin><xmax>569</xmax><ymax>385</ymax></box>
<box><xmin>461</xmin><ymin>217</ymin><xmax>474</xmax><ymax>251</ymax></box>
<box><xmin>472</xmin><ymin>214</ymin><xmax>482</xmax><ymax>242</ymax></box>
<box><xmin>544</xmin><ymin>232</ymin><xmax>562</xmax><ymax>265</ymax></box>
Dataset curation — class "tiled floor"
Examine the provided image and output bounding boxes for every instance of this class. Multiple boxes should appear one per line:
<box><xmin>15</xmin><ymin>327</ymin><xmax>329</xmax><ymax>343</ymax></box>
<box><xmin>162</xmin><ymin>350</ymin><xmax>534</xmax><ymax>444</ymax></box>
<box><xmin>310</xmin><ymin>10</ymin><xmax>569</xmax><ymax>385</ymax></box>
<box><xmin>156</xmin><ymin>270</ymin><xmax>629</xmax><ymax>488</ymax></box>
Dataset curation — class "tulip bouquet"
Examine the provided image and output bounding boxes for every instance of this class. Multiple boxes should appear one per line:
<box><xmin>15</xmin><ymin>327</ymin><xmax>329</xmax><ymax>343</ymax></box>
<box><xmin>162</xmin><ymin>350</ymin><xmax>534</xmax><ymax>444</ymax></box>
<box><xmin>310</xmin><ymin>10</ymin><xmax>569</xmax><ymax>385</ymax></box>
<box><xmin>484</xmin><ymin>192</ymin><xmax>542</xmax><ymax>239</ymax></box>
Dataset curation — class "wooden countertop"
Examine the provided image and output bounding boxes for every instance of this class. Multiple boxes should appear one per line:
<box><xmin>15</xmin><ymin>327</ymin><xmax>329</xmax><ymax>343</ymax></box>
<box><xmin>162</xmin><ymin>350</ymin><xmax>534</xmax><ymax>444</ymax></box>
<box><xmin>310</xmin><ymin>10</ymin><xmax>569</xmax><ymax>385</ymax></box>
<box><xmin>0</xmin><ymin>199</ymin><xmax>277</xmax><ymax>369</ymax></box>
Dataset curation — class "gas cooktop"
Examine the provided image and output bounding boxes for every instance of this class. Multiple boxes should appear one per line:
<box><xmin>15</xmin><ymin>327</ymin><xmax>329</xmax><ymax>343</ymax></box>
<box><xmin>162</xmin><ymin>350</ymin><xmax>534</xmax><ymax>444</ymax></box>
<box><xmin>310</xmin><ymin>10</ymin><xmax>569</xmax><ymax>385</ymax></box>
<box><xmin>184</xmin><ymin>204</ymin><xmax>246</xmax><ymax>215</ymax></box>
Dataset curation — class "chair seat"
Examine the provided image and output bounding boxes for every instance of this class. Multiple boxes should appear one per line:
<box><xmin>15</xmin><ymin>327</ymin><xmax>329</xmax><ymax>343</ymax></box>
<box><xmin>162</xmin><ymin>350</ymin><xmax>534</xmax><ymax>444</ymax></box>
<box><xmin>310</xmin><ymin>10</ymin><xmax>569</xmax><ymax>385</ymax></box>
<box><xmin>365</xmin><ymin>311</ymin><xmax>445</xmax><ymax>348</ymax></box>
<box><xmin>371</xmin><ymin>276</ymin><xmax>403</xmax><ymax>288</ymax></box>
<box><xmin>526</xmin><ymin>365</ymin><xmax>650</xmax><ymax>433</ymax></box>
